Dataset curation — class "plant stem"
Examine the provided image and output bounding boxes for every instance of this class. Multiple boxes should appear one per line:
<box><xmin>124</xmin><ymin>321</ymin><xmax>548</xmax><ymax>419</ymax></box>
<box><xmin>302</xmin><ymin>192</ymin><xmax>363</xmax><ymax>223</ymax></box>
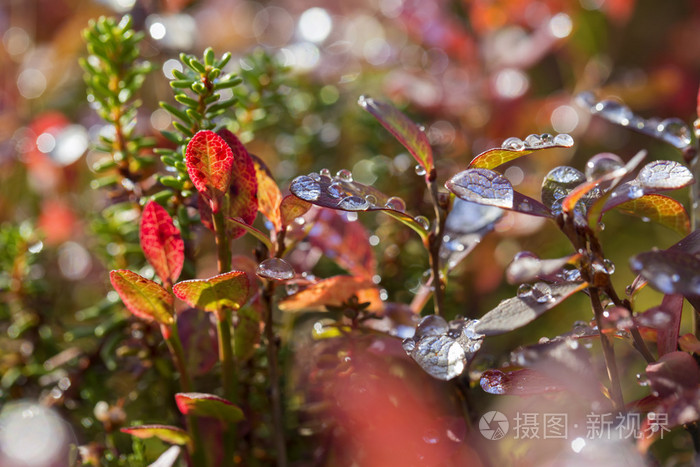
<box><xmin>263</xmin><ymin>280</ymin><xmax>287</xmax><ymax>467</ymax></box>
<box><xmin>427</xmin><ymin>171</ymin><xmax>447</xmax><ymax>317</ymax></box>
<box><xmin>602</xmin><ymin>283</ymin><xmax>655</xmax><ymax>363</ymax></box>
<box><xmin>212</xmin><ymin>210</ymin><xmax>232</xmax><ymax>273</ymax></box>
<box><xmin>589</xmin><ymin>288</ymin><xmax>625</xmax><ymax>412</ymax></box>
<box><xmin>164</xmin><ymin>323</ymin><xmax>207</xmax><ymax>467</ymax></box>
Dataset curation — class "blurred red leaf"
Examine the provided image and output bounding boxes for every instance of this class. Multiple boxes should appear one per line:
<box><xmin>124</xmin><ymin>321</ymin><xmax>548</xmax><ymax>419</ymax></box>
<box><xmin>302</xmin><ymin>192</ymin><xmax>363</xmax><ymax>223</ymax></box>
<box><xmin>307</xmin><ymin>209</ymin><xmax>376</xmax><ymax>278</ymax></box>
<box><xmin>217</xmin><ymin>129</ymin><xmax>258</xmax><ymax>238</ymax></box>
<box><xmin>177</xmin><ymin>309</ymin><xmax>217</xmax><ymax>376</ymax></box>
<box><xmin>173</xmin><ymin>271</ymin><xmax>250</xmax><ymax>315</ymax></box>
<box><xmin>38</xmin><ymin>199</ymin><xmax>78</xmax><ymax>245</ymax></box>
<box><xmin>185</xmin><ymin>130</ymin><xmax>234</xmax><ymax>211</ymax></box>
<box><xmin>480</xmin><ymin>368</ymin><xmax>565</xmax><ymax>395</ymax></box>
<box><xmin>175</xmin><ymin>392</ymin><xmax>244</xmax><ymax>423</ymax></box>
<box><xmin>636</xmin><ymin>294</ymin><xmax>683</xmax><ymax>356</ymax></box>
<box><xmin>279</xmin><ymin>195</ymin><xmax>312</xmax><ymax>229</ymax></box>
<box><xmin>109</xmin><ymin>269</ymin><xmax>173</xmax><ymax>325</ymax></box>
<box><xmin>121</xmin><ymin>425</ymin><xmax>190</xmax><ymax>446</ymax></box>
<box><xmin>140</xmin><ymin>201</ymin><xmax>183</xmax><ymax>287</ymax></box>
<box><xmin>679</xmin><ymin>333</ymin><xmax>700</xmax><ymax>353</ymax></box>
<box><xmin>646</xmin><ymin>351</ymin><xmax>700</xmax><ymax>398</ymax></box>
<box><xmin>279</xmin><ymin>276</ymin><xmax>381</xmax><ymax>312</ymax></box>
<box><xmin>251</xmin><ymin>155</ymin><xmax>282</xmax><ymax>232</ymax></box>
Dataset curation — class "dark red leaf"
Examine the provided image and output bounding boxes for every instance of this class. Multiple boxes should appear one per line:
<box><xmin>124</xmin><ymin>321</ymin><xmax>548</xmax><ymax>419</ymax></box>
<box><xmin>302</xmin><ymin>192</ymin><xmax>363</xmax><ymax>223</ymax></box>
<box><xmin>185</xmin><ymin>130</ymin><xmax>234</xmax><ymax>211</ymax></box>
<box><xmin>480</xmin><ymin>368</ymin><xmax>565</xmax><ymax>395</ymax></box>
<box><xmin>646</xmin><ymin>351</ymin><xmax>700</xmax><ymax>398</ymax></box>
<box><xmin>140</xmin><ymin>201</ymin><xmax>184</xmax><ymax>287</ymax></box>
<box><xmin>635</xmin><ymin>294</ymin><xmax>683</xmax><ymax>356</ymax></box>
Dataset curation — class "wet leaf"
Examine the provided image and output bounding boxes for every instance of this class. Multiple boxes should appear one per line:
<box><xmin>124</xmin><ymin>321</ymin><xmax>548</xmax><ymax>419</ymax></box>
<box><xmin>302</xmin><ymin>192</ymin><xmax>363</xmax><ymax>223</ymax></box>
<box><xmin>289</xmin><ymin>172</ymin><xmax>428</xmax><ymax>240</ymax></box>
<box><xmin>541</xmin><ymin>166</ymin><xmax>586</xmax><ymax>216</ymax></box>
<box><xmin>251</xmin><ymin>155</ymin><xmax>282</xmax><ymax>232</ymax></box>
<box><xmin>185</xmin><ymin>130</ymin><xmax>234</xmax><ymax>211</ymax></box>
<box><xmin>440</xmin><ymin>199</ymin><xmax>503</xmax><ymax>271</ymax></box>
<box><xmin>579</xmin><ymin>92</ymin><xmax>693</xmax><ymax>149</ymax></box>
<box><xmin>358</xmin><ymin>95</ymin><xmax>433</xmax><ymax>176</ymax></box>
<box><xmin>109</xmin><ymin>269</ymin><xmax>174</xmax><ymax>325</ymax></box>
<box><xmin>636</xmin><ymin>160</ymin><xmax>693</xmax><ymax>191</ymax></box>
<box><xmin>279</xmin><ymin>276</ymin><xmax>381</xmax><ymax>313</ymax></box>
<box><xmin>630</xmin><ymin>249</ymin><xmax>700</xmax><ymax>297</ymax></box>
<box><xmin>474</xmin><ymin>282</ymin><xmax>587</xmax><ymax>336</ymax></box>
<box><xmin>506</xmin><ymin>253</ymin><xmax>579</xmax><ymax>285</ymax></box>
<box><xmin>307</xmin><ymin>209</ymin><xmax>376</xmax><ymax>278</ymax></box>
<box><xmin>402</xmin><ymin>316</ymin><xmax>484</xmax><ymax>381</ymax></box>
<box><xmin>646</xmin><ymin>351</ymin><xmax>700</xmax><ymax>398</ymax></box>
<box><xmin>468</xmin><ymin>133</ymin><xmax>574</xmax><ymax>170</ymax></box>
<box><xmin>480</xmin><ymin>368</ymin><xmax>565</xmax><ymax>395</ymax></box>
<box><xmin>446</xmin><ymin>169</ymin><xmax>550</xmax><ymax>217</ymax></box>
<box><xmin>217</xmin><ymin>129</ymin><xmax>259</xmax><ymax>239</ymax></box>
<box><xmin>511</xmin><ymin>339</ymin><xmax>600</xmax><ymax>400</ymax></box>
<box><xmin>619</xmin><ymin>195</ymin><xmax>690</xmax><ymax>236</ymax></box>
<box><xmin>445</xmin><ymin>168</ymin><xmax>513</xmax><ymax>209</ymax></box>
<box><xmin>175</xmin><ymin>392</ymin><xmax>244</xmax><ymax>423</ymax></box>
<box><xmin>139</xmin><ymin>201</ymin><xmax>184</xmax><ymax>287</ymax></box>
<box><xmin>121</xmin><ymin>425</ymin><xmax>190</xmax><ymax>446</ymax></box>
<box><xmin>173</xmin><ymin>271</ymin><xmax>250</xmax><ymax>314</ymax></box>
<box><xmin>280</xmin><ymin>195</ymin><xmax>312</xmax><ymax>228</ymax></box>
<box><xmin>235</xmin><ymin>305</ymin><xmax>261</xmax><ymax>363</ymax></box>
<box><xmin>635</xmin><ymin>294</ymin><xmax>684</xmax><ymax>357</ymax></box>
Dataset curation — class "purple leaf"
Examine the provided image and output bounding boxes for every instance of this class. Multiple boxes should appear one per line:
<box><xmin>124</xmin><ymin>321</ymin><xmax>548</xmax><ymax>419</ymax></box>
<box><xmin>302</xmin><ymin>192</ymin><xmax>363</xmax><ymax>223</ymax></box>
<box><xmin>630</xmin><ymin>249</ymin><xmax>700</xmax><ymax>298</ymax></box>
<box><xmin>445</xmin><ymin>168</ymin><xmax>513</xmax><ymax>209</ymax></box>
<box><xmin>646</xmin><ymin>351</ymin><xmax>700</xmax><ymax>398</ymax></box>
<box><xmin>480</xmin><ymin>368</ymin><xmax>565</xmax><ymax>395</ymax></box>
<box><xmin>474</xmin><ymin>282</ymin><xmax>587</xmax><ymax>336</ymax></box>
<box><xmin>635</xmin><ymin>294</ymin><xmax>684</xmax><ymax>357</ymax></box>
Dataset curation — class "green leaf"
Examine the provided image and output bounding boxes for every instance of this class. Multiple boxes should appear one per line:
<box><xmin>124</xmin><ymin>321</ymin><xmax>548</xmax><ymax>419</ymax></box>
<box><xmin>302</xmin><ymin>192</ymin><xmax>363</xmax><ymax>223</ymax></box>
<box><xmin>173</xmin><ymin>271</ymin><xmax>250</xmax><ymax>314</ymax></box>
<box><xmin>109</xmin><ymin>270</ymin><xmax>174</xmax><ymax>325</ymax></box>
<box><xmin>121</xmin><ymin>425</ymin><xmax>190</xmax><ymax>446</ymax></box>
<box><xmin>175</xmin><ymin>392</ymin><xmax>244</xmax><ymax>423</ymax></box>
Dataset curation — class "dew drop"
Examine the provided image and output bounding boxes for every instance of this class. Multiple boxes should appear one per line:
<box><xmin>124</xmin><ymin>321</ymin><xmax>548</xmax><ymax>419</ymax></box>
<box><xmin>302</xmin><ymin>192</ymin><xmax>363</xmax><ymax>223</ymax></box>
<box><xmin>290</xmin><ymin>175</ymin><xmax>321</xmax><ymax>201</ymax></box>
<box><xmin>415</xmin><ymin>164</ymin><xmax>427</xmax><ymax>176</ymax></box>
<box><xmin>338</xmin><ymin>196</ymin><xmax>370</xmax><ymax>211</ymax></box>
<box><xmin>584</xmin><ymin>152</ymin><xmax>624</xmax><ymax>181</ymax></box>
<box><xmin>524</xmin><ymin>133</ymin><xmax>543</xmax><ymax>147</ymax></box>
<box><xmin>357</xmin><ymin>95</ymin><xmax>369</xmax><ymax>108</ymax></box>
<box><xmin>415</xmin><ymin>314</ymin><xmax>449</xmax><ymax>338</ymax></box>
<box><xmin>636</xmin><ymin>373</ymin><xmax>649</xmax><ymax>387</ymax></box>
<box><xmin>657</xmin><ymin>118</ymin><xmax>692</xmax><ymax>148</ymax></box>
<box><xmin>385</xmin><ymin>196</ymin><xmax>406</xmax><ymax>212</ymax></box>
<box><xmin>256</xmin><ymin>258</ymin><xmax>295</xmax><ymax>281</ymax></box>
<box><xmin>328</xmin><ymin>182</ymin><xmax>344</xmax><ymax>199</ymax></box>
<box><xmin>336</xmin><ymin>169</ymin><xmax>353</xmax><ymax>182</ymax></box>
<box><xmin>501</xmin><ymin>136</ymin><xmax>525</xmax><ymax>151</ymax></box>
<box><xmin>415</xmin><ymin>216</ymin><xmax>430</xmax><ymax>230</ymax></box>
<box><xmin>28</xmin><ymin>241</ymin><xmax>44</xmax><ymax>254</ymax></box>
<box><xmin>420</xmin><ymin>269</ymin><xmax>433</xmax><ymax>286</ymax></box>
<box><xmin>319</xmin><ymin>168</ymin><xmax>331</xmax><ymax>177</ymax></box>
<box><xmin>627</xmin><ymin>184</ymin><xmax>644</xmax><ymax>199</ymax></box>
<box><xmin>364</xmin><ymin>194</ymin><xmax>377</xmax><ymax>206</ymax></box>
<box><xmin>593</xmin><ymin>100</ymin><xmax>634</xmax><ymax>126</ymax></box>
<box><xmin>285</xmin><ymin>282</ymin><xmax>299</xmax><ymax>295</ymax></box>
<box><xmin>309</xmin><ymin>172</ymin><xmax>321</xmax><ymax>181</ymax></box>
<box><xmin>517</xmin><ymin>283</ymin><xmax>533</xmax><ymax>298</ymax></box>
<box><xmin>532</xmin><ymin>282</ymin><xmax>553</xmax><ymax>303</ymax></box>
<box><xmin>402</xmin><ymin>338</ymin><xmax>416</xmax><ymax>352</ymax></box>
<box><xmin>563</xmin><ymin>267</ymin><xmax>582</xmax><ymax>282</ymax></box>
<box><xmin>540</xmin><ymin>133</ymin><xmax>554</xmax><ymax>144</ymax></box>
<box><xmin>553</xmin><ymin>133</ymin><xmax>574</xmax><ymax>146</ymax></box>
<box><xmin>603</xmin><ymin>259</ymin><xmax>615</xmax><ymax>274</ymax></box>
<box><xmin>417</xmin><ymin>124</ymin><xmax>426</xmax><ymax>132</ymax></box>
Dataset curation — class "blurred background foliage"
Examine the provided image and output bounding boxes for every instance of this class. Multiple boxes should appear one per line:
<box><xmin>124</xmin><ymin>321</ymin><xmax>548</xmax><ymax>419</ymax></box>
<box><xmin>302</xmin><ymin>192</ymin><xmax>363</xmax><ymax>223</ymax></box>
<box><xmin>2</xmin><ymin>0</ymin><xmax>700</xmax><ymax>464</ymax></box>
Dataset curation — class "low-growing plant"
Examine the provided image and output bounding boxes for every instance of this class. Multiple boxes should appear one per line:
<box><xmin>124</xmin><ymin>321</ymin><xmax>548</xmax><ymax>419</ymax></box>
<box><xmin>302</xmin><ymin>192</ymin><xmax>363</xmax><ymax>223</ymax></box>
<box><xmin>6</xmin><ymin>8</ymin><xmax>700</xmax><ymax>467</ymax></box>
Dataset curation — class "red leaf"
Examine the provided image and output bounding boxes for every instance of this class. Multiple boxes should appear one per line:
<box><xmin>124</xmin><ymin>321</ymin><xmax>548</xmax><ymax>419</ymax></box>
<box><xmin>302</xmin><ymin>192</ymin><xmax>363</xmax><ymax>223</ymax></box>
<box><xmin>646</xmin><ymin>351</ymin><xmax>700</xmax><ymax>398</ymax></box>
<box><xmin>109</xmin><ymin>269</ymin><xmax>173</xmax><ymax>325</ymax></box>
<box><xmin>217</xmin><ymin>129</ymin><xmax>258</xmax><ymax>238</ymax></box>
<box><xmin>358</xmin><ymin>96</ymin><xmax>433</xmax><ymax>177</ymax></box>
<box><xmin>307</xmin><ymin>209</ymin><xmax>376</xmax><ymax>278</ymax></box>
<box><xmin>185</xmin><ymin>130</ymin><xmax>234</xmax><ymax>211</ymax></box>
<box><xmin>251</xmin><ymin>155</ymin><xmax>282</xmax><ymax>232</ymax></box>
<box><xmin>121</xmin><ymin>425</ymin><xmax>190</xmax><ymax>446</ymax></box>
<box><xmin>140</xmin><ymin>201</ymin><xmax>184</xmax><ymax>287</ymax></box>
<box><xmin>173</xmin><ymin>271</ymin><xmax>250</xmax><ymax>315</ymax></box>
<box><xmin>636</xmin><ymin>294</ymin><xmax>683</xmax><ymax>356</ymax></box>
<box><xmin>175</xmin><ymin>392</ymin><xmax>244</xmax><ymax>423</ymax></box>
<box><xmin>280</xmin><ymin>195</ymin><xmax>312</xmax><ymax>228</ymax></box>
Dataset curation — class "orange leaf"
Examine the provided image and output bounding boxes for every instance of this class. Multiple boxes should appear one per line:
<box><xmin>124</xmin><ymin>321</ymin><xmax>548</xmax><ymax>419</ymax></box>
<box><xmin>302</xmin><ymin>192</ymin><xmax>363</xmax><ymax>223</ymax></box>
<box><xmin>280</xmin><ymin>195</ymin><xmax>312</xmax><ymax>228</ymax></box>
<box><xmin>615</xmin><ymin>194</ymin><xmax>690</xmax><ymax>236</ymax></box>
<box><xmin>109</xmin><ymin>270</ymin><xmax>174</xmax><ymax>325</ymax></box>
<box><xmin>279</xmin><ymin>276</ymin><xmax>382</xmax><ymax>312</ymax></box>
<box><xmin>251</xmin><ymin>155</ymin><xmax>282</xmax><ymax>232</ymax></box>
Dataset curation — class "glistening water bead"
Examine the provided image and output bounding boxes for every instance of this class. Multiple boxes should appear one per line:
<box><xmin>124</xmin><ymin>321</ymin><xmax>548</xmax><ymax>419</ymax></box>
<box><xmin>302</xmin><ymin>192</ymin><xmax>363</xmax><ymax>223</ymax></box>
<box><xmin>256</xmin><ymin>258</ymin><xmax>295</xmax><ymax>281</ymax></box>
<box><xmin>290</xmin><ymin>175</ymin><xmax>321</xmax><ymax>201</ymax></box>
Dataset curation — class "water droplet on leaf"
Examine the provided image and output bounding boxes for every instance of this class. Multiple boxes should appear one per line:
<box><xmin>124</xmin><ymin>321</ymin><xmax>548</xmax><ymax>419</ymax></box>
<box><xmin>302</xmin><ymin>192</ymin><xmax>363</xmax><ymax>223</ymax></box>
<box><xmin>524</xmin><ymin>134</ymin><xmax>543</xmax><ymax>147</ymax></box>
<box><xmin>415</xmin><ymin>216</ymin><xmax>430</xmax><ymax>230</ymax></box>
<box><xmin>415</xmin><ymin>164</ymin><xmax>427</xmax><ymax>176</ymax></box>
<box><xmin>553</xmin><ymin>133</ymin><xmax>574</xmax><ymax>146</ymax></box>
<box><xmin>336</xmin><ymin>169</ymin><xmax>353</xmax><ymax>182</ymax></box>
<box><xmin>290</xmin><ymin>175</ymin><xmax>321</xmax><ymax>201</ymax></box>
<box><xmin>531</xmin><ymin>282</ymin><xmax>553</xmax><ymax>303</ymax></box>
<box><xmin>584</xmin><ymin>153</ymin><xmax>624</xmax><ymax>181</ymax></box>
<box><xmin>385</xmin><ymin>196</ymin><xmax>406</xmax><ymax>211</ymax></box>
<box><xmin>517</xmin><ymin>283</ymin><xmax>533</xmax><ymax>298</ymax></box>
<box><xmin>338</xmin><ymin>196</ymin><xmax>370</xmax><ymax>211</ymax></box>
<box><xmin>309</xmin><ymin>172</ymin><xmax>321</xmax><ymax>181</ymax></box>
<box><xmin>501</xmin><ymin>137</ymin><xmax>525</xmax><ymax>151</ymax></box>
<box><xmin>319</xmin><ymin>168</ymin><xmax>331</xmax><ymax>177</ymax></box>
<box><xmin>256</xmin><ymin>258</ymin><xmax>295</xmax><ymax>281</ymax></box>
